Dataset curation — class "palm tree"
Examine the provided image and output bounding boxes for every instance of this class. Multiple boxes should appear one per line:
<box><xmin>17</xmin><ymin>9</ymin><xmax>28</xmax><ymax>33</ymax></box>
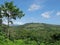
<box><xmin>0</xmin><ymin>1</ymin><xmax>25</xmax><ymax>39</ymax></box>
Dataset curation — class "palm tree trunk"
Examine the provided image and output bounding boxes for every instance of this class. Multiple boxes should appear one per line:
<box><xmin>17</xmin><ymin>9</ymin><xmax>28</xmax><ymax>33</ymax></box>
<box><xmin>0</xmin><ymin>8</ymin><xmax>2</xmax><ymax>26</ymax></box>
<box><xmin>0</xmin><ymin>18</ymin><xmax>2</xmax><ymax>26</ymax></box>
<box><xmin>7</xmin><ymin>20</ymin><xmax>10</xmax><ymax>44</ymax></box>
<box><xmin>7</xmin><ymin>16</ymin><xmax>10</xmax><ymax>39</ymax></box>
<box><xmin>0</xmin><ymin>15</ymin><xmax>2</xmax><ymax>26</ymax></box>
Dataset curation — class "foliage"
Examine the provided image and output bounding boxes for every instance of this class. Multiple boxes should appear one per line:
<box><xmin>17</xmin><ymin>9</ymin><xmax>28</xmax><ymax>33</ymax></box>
<box><xmin>0</xmin><ymin>1</ymin><xmax>24</xmax><ymax>26</ymax></box>
<box><xmin>0</xmin><ymin>1</ymin><xmax>25</xmax><ymax>40</ymax></box>
<box><xmin>0</xmin><ymin>23</ymin><xmax>60</xmax><ymax>45</ymax></box>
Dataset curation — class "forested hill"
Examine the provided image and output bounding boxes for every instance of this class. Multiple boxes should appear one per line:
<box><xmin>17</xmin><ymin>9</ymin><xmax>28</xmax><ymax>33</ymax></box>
<box><xmin>0</xmin><ymin>23</ymin><xmax>60</xmax><ymax>45</ymax></box>
<box><xmin>12</xmin><ymin>23</ymin><xmax>60</xmax><ymax>31</ymax></box>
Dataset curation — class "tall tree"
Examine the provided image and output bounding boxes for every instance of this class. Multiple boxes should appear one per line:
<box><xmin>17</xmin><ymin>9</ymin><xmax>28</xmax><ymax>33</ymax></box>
<box><xmin>0</xmin><ymin>1</ymin><xmax>25</xmax><ymax>39</ymax></box>
<box><xmin>0</xmin><ymin>7</ymin><xmax>2</xmax><ymax>26</ymax></box>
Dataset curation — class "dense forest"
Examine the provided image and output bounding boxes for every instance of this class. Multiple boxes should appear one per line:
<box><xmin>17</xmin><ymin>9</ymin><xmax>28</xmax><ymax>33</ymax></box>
<box><xmin>0</xmin><ymin>23</ymin><xmax>60</xmax><ymax>45</ymax></box>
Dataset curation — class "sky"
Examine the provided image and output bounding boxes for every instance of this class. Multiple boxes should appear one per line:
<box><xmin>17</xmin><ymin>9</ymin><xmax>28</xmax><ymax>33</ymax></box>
<box><xmin>0</xmin><ymin>0</ymin><xmax>60</xmax><ymax>25</ymax></box>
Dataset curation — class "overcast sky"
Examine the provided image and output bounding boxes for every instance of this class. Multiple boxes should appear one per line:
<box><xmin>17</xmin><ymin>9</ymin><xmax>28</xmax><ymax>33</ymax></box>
<box><xmin>0</xmin><ymin>0</ymin><xmax>60</xmax><ymax>25</ymax></box>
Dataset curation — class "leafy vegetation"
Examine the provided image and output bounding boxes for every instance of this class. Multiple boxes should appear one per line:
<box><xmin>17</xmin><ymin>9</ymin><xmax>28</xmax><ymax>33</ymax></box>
<box><xmin>0</xmin><ymin>23</ymin><xmax>60</xmax><ymax>45</ymax></box>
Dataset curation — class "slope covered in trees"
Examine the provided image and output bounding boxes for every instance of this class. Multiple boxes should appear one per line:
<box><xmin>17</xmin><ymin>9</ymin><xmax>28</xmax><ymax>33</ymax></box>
<box><xmin>0</xmin><ymin>23</ymin><xmax>60</xmax><ymax>45</ymax></box>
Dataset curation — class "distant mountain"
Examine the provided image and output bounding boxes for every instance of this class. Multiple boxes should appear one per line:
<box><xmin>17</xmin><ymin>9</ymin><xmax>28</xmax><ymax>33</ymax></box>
<box><xmin>12</xmin><ymin>23</ymin><xmax>60</xmax><ymax>31</ymax></box>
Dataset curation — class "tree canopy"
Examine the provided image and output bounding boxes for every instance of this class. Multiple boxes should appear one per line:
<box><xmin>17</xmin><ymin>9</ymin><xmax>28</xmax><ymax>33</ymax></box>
<box><xmin>0</xmin><ymin>1</ymin><xmax>25</xmax><ymax>25</ymax></box>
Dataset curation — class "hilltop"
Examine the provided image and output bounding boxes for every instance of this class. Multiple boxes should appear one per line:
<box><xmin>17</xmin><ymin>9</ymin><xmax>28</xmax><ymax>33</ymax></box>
<box><xmin>12</xmin><ymin>23</ymin><xmax>60</xmax><ymax>31</ymax></box>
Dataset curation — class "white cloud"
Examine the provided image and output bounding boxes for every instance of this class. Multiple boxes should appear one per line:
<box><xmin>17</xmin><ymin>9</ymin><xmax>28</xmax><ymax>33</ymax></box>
<box><xmin>2</xmin><ymin>18</ymin><xmax>24</xmax><ymax>25</ymax></box>
<box><xmin>3</xmin><ymin>21</ymin><xmax>7</xmax><ymax>25</ymax></box>
<box><xmin>13</xmin><ymin>21</ymin><xmax>24</xmax><ymax>25</ymax></box>
<box><xmin>28</xmin><ymin>4</ymin><xmax>41</xmax><ymax>11</ymax></box>
<box><xmin>41</xmin><ymin>12</ymin><xmax>51</xmax><ymax>18</ymax></box>
<box><xmin>56</xmin><ymin>12</ymin><xmax>60</xmax><ymax>16</ymax></box>
<box><xmin>3</xmin><ymin>21</ymin><xmax>24</xmax><ymax>25</ymax></box>
<box><xmin>2</xmin><ymin>18</ymin><xmax>8</xmax><ymax>25</ymax></box>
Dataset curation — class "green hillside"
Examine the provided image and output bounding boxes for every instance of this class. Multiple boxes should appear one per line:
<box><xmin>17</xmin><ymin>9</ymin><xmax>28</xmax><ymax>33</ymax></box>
<box><xmin>0</xmin><ymin>23</ymin><xmax>60</xmax><ymax>45</ymax></box>
<box><xmin>19</xmin><ymin>23</ymin><xmax>60</xmax><ymax>30</ymax></box>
